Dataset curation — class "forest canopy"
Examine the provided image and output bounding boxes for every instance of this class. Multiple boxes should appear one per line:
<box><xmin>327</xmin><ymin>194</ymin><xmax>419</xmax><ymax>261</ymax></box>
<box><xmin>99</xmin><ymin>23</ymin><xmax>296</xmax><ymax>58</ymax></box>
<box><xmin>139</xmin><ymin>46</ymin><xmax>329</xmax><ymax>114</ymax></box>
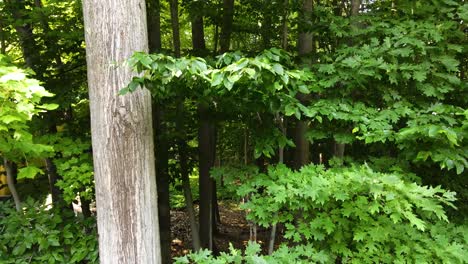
<box><xmin>0</xmin><ymin>0</ymin><xmax>466</xmax><ymax>263</ymax></box>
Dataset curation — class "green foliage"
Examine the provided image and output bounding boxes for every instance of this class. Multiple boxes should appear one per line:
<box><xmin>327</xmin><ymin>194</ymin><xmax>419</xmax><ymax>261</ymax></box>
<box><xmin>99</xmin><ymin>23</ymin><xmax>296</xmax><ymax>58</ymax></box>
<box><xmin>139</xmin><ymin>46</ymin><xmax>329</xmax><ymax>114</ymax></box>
<box><xmin>48</xmin><ymin>136</ymin><xmax>94</xmax><ymax>203</ymax></box>
<box><xmin>214</xmin><ymin>164</ymin><xmax>467</xmax><ymax>263</ymax></box>
<box><xmin>170</xmin><ymin>174</ymin><xmax>199</xmax><ymax>209</ymax></box>
<box><xmin>0</xmin><ymin>199</ymin><xmax>98</xmax><ymax>264</ymax></box>
<box><xmin>174</xmin><ymin>241</ymin><xmax>331</xmax><ymax>264</ymax></box>
<box><xmin>0</xmin><ymin>55</ymin><xmax>57</xmax><ymax>178</ymax></box>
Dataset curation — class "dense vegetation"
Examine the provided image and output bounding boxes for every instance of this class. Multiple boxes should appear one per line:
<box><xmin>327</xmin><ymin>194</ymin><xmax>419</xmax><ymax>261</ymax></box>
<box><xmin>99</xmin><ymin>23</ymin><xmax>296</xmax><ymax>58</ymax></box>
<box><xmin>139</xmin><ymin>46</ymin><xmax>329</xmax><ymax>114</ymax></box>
<box><xmin>0</xmin><ymin>0</ymin><xmax>466</xmax><ymax>263</ymax></box>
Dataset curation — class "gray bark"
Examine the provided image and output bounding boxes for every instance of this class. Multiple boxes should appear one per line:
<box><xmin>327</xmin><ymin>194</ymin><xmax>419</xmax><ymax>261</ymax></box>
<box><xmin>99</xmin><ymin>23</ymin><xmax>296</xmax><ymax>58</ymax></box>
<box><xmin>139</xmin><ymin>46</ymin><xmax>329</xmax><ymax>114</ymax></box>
<box><xmin>82</xmin><ymin>0</ymin><xmax>161</xmax><ymax>263</ymax></box>
<box><xmin>3</xmin><ymin>158</ymin><xmax>20</xmax><ymax>212</ymax></box>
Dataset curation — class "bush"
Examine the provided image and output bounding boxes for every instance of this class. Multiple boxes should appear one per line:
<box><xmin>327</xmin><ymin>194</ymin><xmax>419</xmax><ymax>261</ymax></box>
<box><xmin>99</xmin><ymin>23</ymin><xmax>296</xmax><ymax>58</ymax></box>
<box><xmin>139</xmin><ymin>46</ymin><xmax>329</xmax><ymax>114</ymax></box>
<box><xmin>0</xmin><ymin>199</ymin><xmax>98</xmax><ymax>264</ymax></box>
<box><xmin>212</xmin><ymin>164</ymin><xmax>468</xmax><ymax>263</ymax></box>
<box><xmin>175</xmin><ymin>242</ymin><xmax>331</xmax><ymax>264</ymax></box>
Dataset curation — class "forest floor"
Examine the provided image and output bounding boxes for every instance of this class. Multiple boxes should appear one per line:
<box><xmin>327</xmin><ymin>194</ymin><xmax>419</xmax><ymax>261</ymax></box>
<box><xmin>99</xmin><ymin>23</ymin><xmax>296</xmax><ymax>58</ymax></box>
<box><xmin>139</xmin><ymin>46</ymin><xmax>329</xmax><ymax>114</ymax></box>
<box><xmin>170</xmin><ymin>201</ymin><xmax>280</xmax><ymax>258</ymax></box>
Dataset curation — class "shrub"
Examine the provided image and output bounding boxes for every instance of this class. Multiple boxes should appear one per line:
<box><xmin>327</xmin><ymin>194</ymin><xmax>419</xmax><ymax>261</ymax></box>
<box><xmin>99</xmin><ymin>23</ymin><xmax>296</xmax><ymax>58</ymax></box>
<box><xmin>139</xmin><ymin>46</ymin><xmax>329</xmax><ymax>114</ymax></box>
<box><xmin>0</xmin><ymin>199</ymin><xmax>98</xmax><ymax>264</ymax></box>
<box><xmin>212</xmin><ymin>164</ymin><xmax>467</xmax><ymax>263</ymax></box>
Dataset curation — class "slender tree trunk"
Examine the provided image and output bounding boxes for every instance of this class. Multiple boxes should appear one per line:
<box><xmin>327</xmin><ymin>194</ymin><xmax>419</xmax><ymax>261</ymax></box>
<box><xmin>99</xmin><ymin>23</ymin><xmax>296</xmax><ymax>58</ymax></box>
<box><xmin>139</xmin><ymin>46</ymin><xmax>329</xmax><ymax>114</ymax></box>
<box><xmin>213</xmin><ymin>24</ymin><xmax>219</xmax><ymax>54</ymax></box>
<box><xmin>332</xmin><ymin>0</ymin><xmax>360</xmax><ymax>159</ymax></box>
<box><xmin>147</xmin><ymin>2</ymin><xmax>169</xmax><ymax>262</ymax></box>
<box><xmin>191</xmin><ymin>16</ymin><xmax>206</xmax><ymax>54</ymax></box>
<box><xmin>293</xmin><ymin>0</ymin><xmax>313</xmax><ymax>169</ymax></box>
<box><xmin>351</xmin><ymin>0</ymin><xmax>360</xmax><ymax>16</ymax></box>
<box><xmin>3</xmin><ymin>158</ymin><xmax>20</xmax><ymax>212</ymax></box>
<box><xmin>81</xmin><ymin>198</ymin><xmax>92</xmax><ymax>218</ymax></box>
<box><xmin>147</xmin><ymin>0</ymin><xmax>162</xmax><ymax>53</ymax></box>
<box><xmin>261</xmin><ymin>1</ymin><xmax>272</xmax><ymax>49</ymax></box>
<box><xmin>268</xmin><ymin>115</ymin><xmax>286</xmax><ymax>254</ymax></box>
<box><xmin>220</xmin><ymin>0</ymin><xmax>234</xmax><ymax>53</ymax></box>
<box><xmin>0</xmin><ymin>18</ymin><xmax>6</xmax><ymax>54</ymax></box>
<box><xmin>176</xmin><ymin>102</ymin><xmax>201</xmax><ymax>251</ymax></box>
<box><xmin>198</xmin><ymin>104</ymin><xmax>215</xmax><ymax>250</ymax></box>
<box><xmin>281</xmin><ymin>0</ymin><xmax>289</xmax><ymax>50</ymax></box>
<box><xmin>153</xmin><ymin>105</ymin><xmax>171</xmax><ymax>264</ymax></box>
<box><xmin>45</xmin><ymin>158</ymin><xmax>64</xmax><ymax>206</ymax></box>
<box><xmin>169</xmin><ymin>0</ymin><xmax>181</xmax><ymax>57</ymax></box>
<box><xmin>334</xmin><ymin>142</ymin><xmax>345</xmax><ymax>159</ymax></box>
<box><xmin>298</xmin><ymin>0</ymin><xmax>313</xmax><ymax>56</ymax></box>
<box><xmin>82</xmin><ymin>0</ymin><xmax>161</xmax><ymax>262</ymax></box>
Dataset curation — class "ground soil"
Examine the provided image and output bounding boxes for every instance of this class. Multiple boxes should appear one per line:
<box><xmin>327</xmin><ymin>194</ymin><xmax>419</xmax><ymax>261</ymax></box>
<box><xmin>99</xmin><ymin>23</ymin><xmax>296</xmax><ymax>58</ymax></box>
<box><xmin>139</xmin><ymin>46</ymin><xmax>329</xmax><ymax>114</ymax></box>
<box><xmin>170</xmin><ymin>202</ymin><xmax>280</xmax><ymax>259</ymax></box>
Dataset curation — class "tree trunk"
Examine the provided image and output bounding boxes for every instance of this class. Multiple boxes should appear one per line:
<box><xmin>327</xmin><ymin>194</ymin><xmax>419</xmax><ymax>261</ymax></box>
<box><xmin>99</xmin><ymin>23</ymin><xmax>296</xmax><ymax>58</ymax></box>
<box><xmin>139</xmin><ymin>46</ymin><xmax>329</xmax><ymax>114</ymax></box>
<box><xmin>293</xmin><ymin>0</ymin><xmax>313</xmax><ymax>169</ymax></box>
<box><xmin>153</xmin><ymin>104</ymin><xmax>171</xmax><ymax>264</ymax></box>
<box><xmin>281</xmin><ymin>0</ymin><xmax>289</xmax><ymax>50</ymax></box>
<box><xmin>3</xmin><ymin>158</ymin><xmax>20</xmax><ymax>212</ymax></box>
<box><xmin>169</xmin><ymin>0</ymin><xmax>181</xmax><ymax>57</ymax></box>
<box><xmin>81</xmin><ymin>198</ymin><xmax>92</xmax><ymax>218</ymax></box>
<box><xmin>82</xmin><ymin>0</ymin><xmax>161</xmax><ymax>263</ymax></box>
<box><xmin>191</xmin><ymin>15</ymin><xmax>206</xmax><ymax>54</ymax></box>
<box><xmin>268</xmin><ymin>115</ymin><xmax>286</xmax><ymax>254</ymax></box>
<box><xmin>45</xmin><ymin>157</ymin><xmax>64</xmax><ymax>206</ymax></box>
<box><xmin>176</xmin><ymin>102</ymin><xmax>201</xmax><ymax>251</ymax></box>
<box><xmin>147</xmin><ymin>3</ymin><xmax>169</xmax><ymax>262</ymax></box>
<box><xmin>220</xmin><ymin>0</ymin><xmax>234</xmax><ymax>53</ymax></box>
<box><xmin>147</xmin><ymin>0</ymin><xmax>162</xmax><ymax>53</ymax></box>
<box><xmin>334</xmin><ymin>142</ymin><xmax>345</xmax><ymax>159</ymax></box>
<box><xmin>198</xmin><ymin>103</ymin><xmax>216</xmax><ymax>250</ymax></box>
<box><xmin>6</xmin><ymin>0</ymin><xmax>40</xmax><ymax>72</ymax></box>
<box><xmin>298</xmin><ymin>0</ymin><xmax>313</xmax><ymax>56</ymax></box>
<box><xmin>351</xmin><ymin>0</ymin><xmax>360</xmax><ymax>16</ymax></box>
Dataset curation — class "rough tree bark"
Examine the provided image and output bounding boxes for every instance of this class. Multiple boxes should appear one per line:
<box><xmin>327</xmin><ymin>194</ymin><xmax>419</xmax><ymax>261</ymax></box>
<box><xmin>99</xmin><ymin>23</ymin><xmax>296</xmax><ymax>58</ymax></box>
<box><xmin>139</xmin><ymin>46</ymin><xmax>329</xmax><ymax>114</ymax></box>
<box><xmin>82</xmin><ymin>0</ymin><xmax>161</xmax><ymax>263</ymax></box>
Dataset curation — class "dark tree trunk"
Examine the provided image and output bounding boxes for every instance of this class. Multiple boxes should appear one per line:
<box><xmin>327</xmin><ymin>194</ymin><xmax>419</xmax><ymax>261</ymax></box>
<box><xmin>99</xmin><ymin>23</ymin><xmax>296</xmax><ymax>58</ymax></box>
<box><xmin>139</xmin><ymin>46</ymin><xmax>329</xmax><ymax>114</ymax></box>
<box><xmin>45</xmin><ymin>158</ymin><xmax>64</xmax><ymax>205</ymax></box>
<box><xmin>169</xmin><ymin>0</ymin><xmax>181</xmax><ymax>57</ymax></box>
<box><xmin>149</xmin><ymin>2</ymin><xmax>169</xmax><ymax>261</ymax></box>
<box><xmin>147</xmin><ymin>0</ymin><xmax>162</xmax><ymax>52</ymax></box>
<box><xmin>198</xmin><ymin>103</ymin><xmax>216</xmax><ymax>250</ymax></box>
<box><xmin>80</xmin><ymin>198</ymin><xmax>92</xmax><ymax>218</ymax></box>
<box><xmin>176</xmin><ymin>101</ymin><xmax>201</xmax><ymax>251</ymax></box>
<box><xmin>191</xmin><ymin>15</ymin><xmax>206</xmax><ymax>54</ymax></box>
<box><xmin>220</xmin><ymin>0</ymin><xmax>234</xmax><ymax>53</ymax></box>
<box><xmin>293</xmin><ymin>0</ymin><xmax>314</xmax><ymax>169</ymax></box>
<box><xmin>281</xmin><ymin>0</ymin><xmax>289</xmax><ymax>50</ymax></box>
<box><xmin>153</xmin><ymin>104</ymin><xmax>171</xmax><ymax>264</ymax></box>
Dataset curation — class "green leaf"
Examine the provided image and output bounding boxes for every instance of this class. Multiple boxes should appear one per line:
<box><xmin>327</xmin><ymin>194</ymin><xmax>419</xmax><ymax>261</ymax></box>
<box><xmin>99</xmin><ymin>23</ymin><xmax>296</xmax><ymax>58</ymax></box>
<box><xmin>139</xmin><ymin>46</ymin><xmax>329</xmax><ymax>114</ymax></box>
<box><xmin>285</xmin><ymin>104</ymin><xmax>296</xmax><ymax>116</ymax></box>
<box><xmin>298</xmin><ymin>85</ymin><xmax>309</xmax><ymax>94</ymax></box>
<box><xmin>38</xmin><ymin>103</ymin><xmax>59</xmax><ymax>110</ymax></box>
<box><xmin>0</xmin><ymin>115</ymin><xmax>22</xmax><ymax>124</ymax></box>
<box><xmin>272</xmin><ymin>63</ymin><xmax>284</xmax><ymax>75</ymax></box>
<box><xmin>17</xmin><ymin>166</ymin><xmax>44</xmax><ymax>179</ymax></box>
<box><xmin>211</xmin><ymin>72</ymin><xmax>223</xmax><ymax>87</ymax></box>
<box><xmin>223</xmin><ymin>78</ymin><xmax>234</xmax><ymax>91</ymax></box>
